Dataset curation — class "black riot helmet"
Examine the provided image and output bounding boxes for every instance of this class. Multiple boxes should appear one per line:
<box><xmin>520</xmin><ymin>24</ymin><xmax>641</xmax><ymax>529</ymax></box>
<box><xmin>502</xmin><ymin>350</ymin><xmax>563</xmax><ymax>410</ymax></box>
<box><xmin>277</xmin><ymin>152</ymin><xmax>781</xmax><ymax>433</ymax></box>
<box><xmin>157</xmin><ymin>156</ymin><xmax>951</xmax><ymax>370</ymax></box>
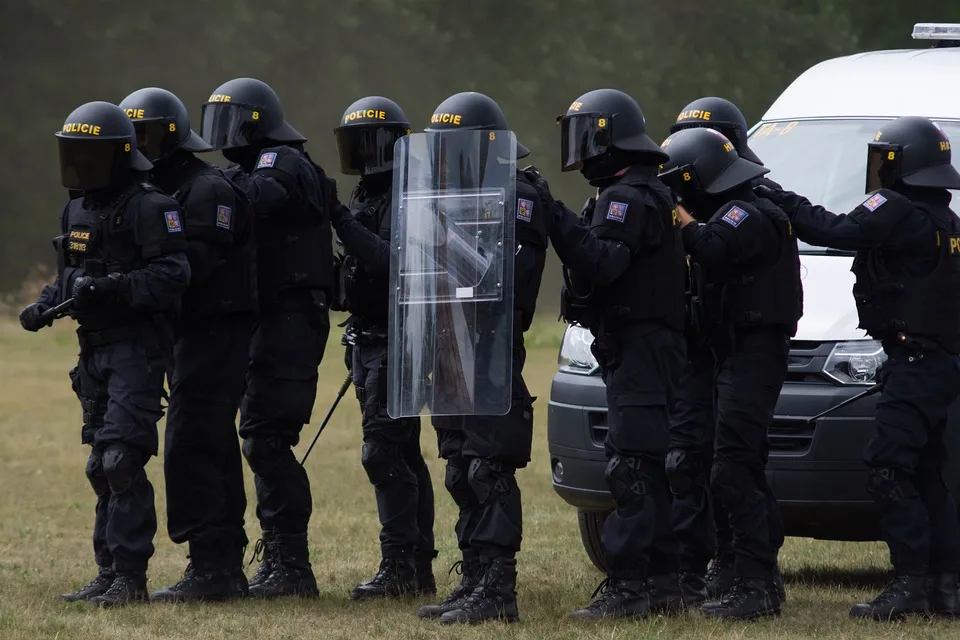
<box><xmin>119</xmin><ymin>87</ymin><xmax>211</xmax><ymax>162</ymax></box>
<box><xmin>334</xmin><ymin>96</ymin><xmax>410</xmax><ymax>176</ymax></box>
<box><xmin>866</xmin><ymin>116</ymin><xmax>960</xmax><ymax>192</ymax></box>
<box><xmin>424</xmin><ymin>92</ymin><xmax>530</xmax><ymax>158</ymax></box>
<box><xmin>658</xmin><ymin>128</ymin><xmax>769</xmax><ymax>201</ymax></box>
<box><xmin>670</xmin><ymin>97</ymin><xmax>762</xmax><ymax>164</ymax></box>
<box><xmin>54</xmin><ymin>101</ymin><xmax>153</xmax><ymax>191</ymax></box>
<box><xmin>558</xmin><ymin>89</ymin><xmax>667</xmax><ymax>173</ymax></box>
<box><xmin>200</xmin><ymin>77</ymin><xmax>306</xmax><ymax>150</ymax></box>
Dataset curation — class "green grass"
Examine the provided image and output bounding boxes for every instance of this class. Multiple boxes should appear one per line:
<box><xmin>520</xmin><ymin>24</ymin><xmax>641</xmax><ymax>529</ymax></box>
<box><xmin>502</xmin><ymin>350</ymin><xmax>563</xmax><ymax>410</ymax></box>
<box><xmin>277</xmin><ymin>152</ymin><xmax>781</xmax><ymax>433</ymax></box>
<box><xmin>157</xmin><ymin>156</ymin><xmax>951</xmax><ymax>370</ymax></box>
<box><xmin>0</xmin><ymin>317</ymin><xmax>955</xmax><ymax>639</ymax></box>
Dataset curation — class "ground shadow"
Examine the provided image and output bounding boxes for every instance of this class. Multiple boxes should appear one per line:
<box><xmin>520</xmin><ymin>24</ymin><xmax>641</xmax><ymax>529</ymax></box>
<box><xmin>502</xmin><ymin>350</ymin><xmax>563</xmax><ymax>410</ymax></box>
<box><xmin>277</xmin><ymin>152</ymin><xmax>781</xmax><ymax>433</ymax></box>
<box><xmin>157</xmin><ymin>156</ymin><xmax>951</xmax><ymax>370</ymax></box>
<box><xmin>784</xmin><ymin>566</ymin><xmax>890</xmax><ymax>590</ymax></box>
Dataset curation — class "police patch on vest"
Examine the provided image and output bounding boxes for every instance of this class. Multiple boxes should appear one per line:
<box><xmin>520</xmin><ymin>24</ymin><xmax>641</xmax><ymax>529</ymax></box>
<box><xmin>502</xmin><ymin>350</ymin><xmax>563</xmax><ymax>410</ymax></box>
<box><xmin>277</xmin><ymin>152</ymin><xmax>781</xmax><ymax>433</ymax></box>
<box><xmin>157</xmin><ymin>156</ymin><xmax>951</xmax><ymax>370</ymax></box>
<box><xmin>164</xmin><ymin>211</ymin><xmax>183</xmax><ymax>233</ymax></box>
<box><xmin>606</xmin><ymin>201</ymin><xmax>628</xmax><ymax>223</ymax></box>
<box><xmin>216</xmin><ymin>205</ymin><xmax>233</xmax><ymax>230</ymax></box>
<box><xmin>721</xmin><ymin>205</ymin><xmax>748</xmax><ymax>228</ymax></box>
<box><xmin>517</xmin><ymin>198</ymin><xmax>533</xmax><ymax>222</ymax></box>
<box><xmin>256</xmin><ymin>152</ymin><xmax>277</xmax><ymax>169</ymax></box>
<box><xmin>861</xmin><ymin>192</ymin><xmax>888</xmax><ymax>212</ymax></box>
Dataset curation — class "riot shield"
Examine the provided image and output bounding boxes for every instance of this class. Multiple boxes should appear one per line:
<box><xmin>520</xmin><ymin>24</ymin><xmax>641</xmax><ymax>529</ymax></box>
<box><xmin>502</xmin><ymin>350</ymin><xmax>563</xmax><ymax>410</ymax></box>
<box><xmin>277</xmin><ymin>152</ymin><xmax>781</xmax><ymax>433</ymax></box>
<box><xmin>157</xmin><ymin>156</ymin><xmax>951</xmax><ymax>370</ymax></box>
<box><xmin>388</xmin><ymin>129</ymin><xmax>517</xmax><ymax>419</ymax></box>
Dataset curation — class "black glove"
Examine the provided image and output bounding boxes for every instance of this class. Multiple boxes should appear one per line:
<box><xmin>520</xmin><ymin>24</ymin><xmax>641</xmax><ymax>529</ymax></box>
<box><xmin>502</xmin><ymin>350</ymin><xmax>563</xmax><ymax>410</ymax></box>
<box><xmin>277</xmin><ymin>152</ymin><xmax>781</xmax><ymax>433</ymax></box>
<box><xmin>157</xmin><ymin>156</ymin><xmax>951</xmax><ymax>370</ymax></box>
<box><xmin>73</xmin><ymin>273</ymin><xmax>123</xmax><ymax>304</ymax></box>
<box><xmin>753</xmin><ymin>183</ymin><xmax>775</xmax><ymax>199</ymax></box>
<box><xmin>522</xmin><ymin>165</ymin><xmax>554</xmax><ymax>203</ymax></box>
<box><xmin>19</xmin><ymin>303</ymin><xmax>52</xmax><ymax>332</ymax></box>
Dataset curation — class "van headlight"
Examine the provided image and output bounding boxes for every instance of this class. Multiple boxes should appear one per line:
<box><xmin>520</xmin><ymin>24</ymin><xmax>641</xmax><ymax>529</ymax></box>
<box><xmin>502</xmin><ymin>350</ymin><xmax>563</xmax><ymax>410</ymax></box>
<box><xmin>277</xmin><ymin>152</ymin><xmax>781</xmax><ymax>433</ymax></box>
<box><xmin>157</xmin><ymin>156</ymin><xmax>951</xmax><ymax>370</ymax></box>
<box><xmin>558</xmin><ymin>324</ymin><xmax>600</xmax><ymax>375</ymax></box>
<box><xmin>822</xmin><ymin>340</ymin><xmax>887</xmax><ymax>385</ymax></box>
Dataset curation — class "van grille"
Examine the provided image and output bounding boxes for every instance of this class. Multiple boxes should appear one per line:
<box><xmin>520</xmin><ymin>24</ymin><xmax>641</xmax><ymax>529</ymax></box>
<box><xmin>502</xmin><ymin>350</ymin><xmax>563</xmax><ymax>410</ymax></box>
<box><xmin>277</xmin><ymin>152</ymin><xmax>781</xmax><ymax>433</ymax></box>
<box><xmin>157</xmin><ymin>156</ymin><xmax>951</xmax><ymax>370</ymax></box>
<box><xmin>767</xmin><ymin>418</ymin><xmax>816</xmax><ymax>454</ymax></box>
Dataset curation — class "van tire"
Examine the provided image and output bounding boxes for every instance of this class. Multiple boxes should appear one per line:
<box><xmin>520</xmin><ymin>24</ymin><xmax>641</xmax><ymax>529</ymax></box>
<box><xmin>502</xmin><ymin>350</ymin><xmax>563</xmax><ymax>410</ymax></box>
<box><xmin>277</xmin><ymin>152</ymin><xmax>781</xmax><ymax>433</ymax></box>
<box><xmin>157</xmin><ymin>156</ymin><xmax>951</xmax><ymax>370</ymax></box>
<box><xmin>577</xmin><ymin>508</ymin><xmax>611</xmax><ymax>574</ymax></box>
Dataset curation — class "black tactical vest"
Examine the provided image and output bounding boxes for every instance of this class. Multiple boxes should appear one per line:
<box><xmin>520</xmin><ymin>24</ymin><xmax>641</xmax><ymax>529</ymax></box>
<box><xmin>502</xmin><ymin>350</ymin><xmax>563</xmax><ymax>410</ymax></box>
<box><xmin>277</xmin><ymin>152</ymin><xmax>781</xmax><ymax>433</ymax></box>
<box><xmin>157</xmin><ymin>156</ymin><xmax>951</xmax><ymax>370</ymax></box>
<box><xmin>590</xmin><ymin>173</ymin><xmax>687</xmax><ymax>332</ymax></box>
<box><xmin>255</xmin><ymin>157</ymin><xmax>334</xmax><ymax>305</ymax></box>
<box><xmin>173</xmin><ymin>166</ymin><xmax>257</xmax><ymax>317</ymax></box>
<box><xmin>514</xmin><ymin>173</ymin><xmax>549</xmax><ymax>332</ymax></box>
<box><xmin>721</xmin><ymin>198</ymin><xmax>803</xmax><ymax>336</ymax></box>
<box><xmin>55</xmin><ymin>183</ymin><xmax>159</xmax><ymax>329</ymax></box>
<box><xmin>851</xmin><ymin>201</ymin><xmax>960</xmax><ymax>353</ymax></box>
<box><xmin>342</xmin><ymin>186</ymin><xmax>391</xmax><ymax>326</ymax></box>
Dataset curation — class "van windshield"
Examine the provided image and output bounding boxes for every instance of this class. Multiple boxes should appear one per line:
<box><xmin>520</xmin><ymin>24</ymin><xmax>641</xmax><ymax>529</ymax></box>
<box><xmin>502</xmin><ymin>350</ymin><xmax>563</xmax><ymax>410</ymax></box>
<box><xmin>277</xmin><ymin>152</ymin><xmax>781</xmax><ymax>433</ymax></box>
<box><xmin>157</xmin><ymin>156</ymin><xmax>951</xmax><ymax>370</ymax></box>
<box><xmin>747</xmin><ymin>119</ymin><xmax>960</xmax><ymax>254</ymax></box>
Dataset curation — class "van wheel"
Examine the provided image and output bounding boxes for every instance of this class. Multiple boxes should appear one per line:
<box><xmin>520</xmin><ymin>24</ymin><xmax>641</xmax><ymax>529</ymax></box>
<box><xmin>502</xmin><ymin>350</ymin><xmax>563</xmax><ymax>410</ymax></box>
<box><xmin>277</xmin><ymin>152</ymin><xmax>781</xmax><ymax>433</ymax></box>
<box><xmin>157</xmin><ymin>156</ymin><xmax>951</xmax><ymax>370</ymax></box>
<box><xmin>577</xmin><ymin>508</ymin><xmax>611</xmax><ymax>574</ymax></box>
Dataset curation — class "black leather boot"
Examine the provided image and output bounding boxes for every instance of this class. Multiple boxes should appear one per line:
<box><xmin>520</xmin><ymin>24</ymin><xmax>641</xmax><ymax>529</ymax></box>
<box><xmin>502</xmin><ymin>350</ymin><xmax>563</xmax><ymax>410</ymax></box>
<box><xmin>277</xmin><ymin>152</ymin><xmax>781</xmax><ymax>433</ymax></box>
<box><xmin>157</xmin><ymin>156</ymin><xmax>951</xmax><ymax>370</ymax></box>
<box><xmin>248</xmin><ymin>532</ymin><xmax>319</xmax><ymax>598</ymax></box>
<box><xmin>439</xmin><ymin>557</ymin><xmax>520</xmax><ymax>624</ymax></box>
<box><xmin>702</xmin><ymin>577</ymin><xmax>781</xmax><ymax>620</ymax></box>
<box><xmin>850</xmin><ymin>575</ymin><xmax>929</xmax><ymax>621</ymax></box>
<box><xmin>569</xmin><ymin>577</ymin><xmax>654</xmax><ymax>619</ymax></box>
<box><xmin>350</xmin><ymin>556</ymin><xmax>418</xmax><ymax>601</ymax></box>
<box><xmin>929</xmin><ymin>573</ymin><xmax>960</xmax><ymax>617</ymax></box>
<box><xmin>415</xmin><ymin>550</ymin><xmax>438</xmax><ymax>596</ymax></box>
<box><xmin>247</xmin><ymin>530</ymin><xmax>279</xmax><ymax>590</ymax></box>
<box><xmin>88</xmin><ymin>572</ymin><xmax>149</xmax><ymax>607</ymax></box>
<box><xmin>57</xmin><ymin>567</ymin><xmax>115</xmax><ymax>602</ymax></box>
<box><xmin>419</xmin><ymin>551</ymin><xmax>482</xmax><ymax>619</ymax></box>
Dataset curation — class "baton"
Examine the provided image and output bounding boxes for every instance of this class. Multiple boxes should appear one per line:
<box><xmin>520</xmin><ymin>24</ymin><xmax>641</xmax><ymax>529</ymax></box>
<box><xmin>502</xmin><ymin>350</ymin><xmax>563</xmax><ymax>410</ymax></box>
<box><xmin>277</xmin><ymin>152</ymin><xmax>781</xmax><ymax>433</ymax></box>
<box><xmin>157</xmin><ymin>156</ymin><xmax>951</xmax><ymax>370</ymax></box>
<box><xmin>805</xmin><ymin>383</ymin><xmax>884</xmax><ymax>424</ymax></box>
<box><xmin>39</xmin><ymin>298</ymin><xmax>75</xmax><ymax>322</ymax></box>
<box><xmin>300</xmin><ymin>374</ymin><xmax>353</xmax><ymax>465</ymax></box>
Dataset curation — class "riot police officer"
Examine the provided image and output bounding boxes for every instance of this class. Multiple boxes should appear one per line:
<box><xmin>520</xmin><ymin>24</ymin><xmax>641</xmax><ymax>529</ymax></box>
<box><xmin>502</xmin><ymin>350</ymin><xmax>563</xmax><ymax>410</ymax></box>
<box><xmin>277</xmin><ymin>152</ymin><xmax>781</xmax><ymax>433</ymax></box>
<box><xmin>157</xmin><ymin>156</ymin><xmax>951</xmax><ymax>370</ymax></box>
<box><xmin>118</xmin><ymin>87</ymin><xmax>256</xmax><ymax>602</ymax></box>
<box><xmin>667</xmin><ymin>96</ymin><xmax>786</xmax><ymax>603</ymax></box>
<box><xmin>200</xmin><ymin>77</ymin><xmax>334</xmax><ymax>598</ymax></box>
<box><xmin>658</xmin><ymin>127</ymin><xmax>802</xmax><ymax>620</ymax></box>
<box><xmin>529</xmin><ymin>89</ymin><xmax>687</xmax><ymax>619</ymax></box>
<box><xmin>411</xmin><ymin>92</ymin><xmax>549</xmax><ymax>625</ymax></box>
<box><xmin>328</xmin><ymin>96</ymin><xmax>437</xmax><ymax>600</ymax></box>
<box><xmin>20</xmin><ymin>101</ymin><xmax>191</xmax><ymax>605</ymax></box>
<box><xmin>758</xmin><ymin>116</ymin><xmax>960</xmax><ymax>621</ymax></box>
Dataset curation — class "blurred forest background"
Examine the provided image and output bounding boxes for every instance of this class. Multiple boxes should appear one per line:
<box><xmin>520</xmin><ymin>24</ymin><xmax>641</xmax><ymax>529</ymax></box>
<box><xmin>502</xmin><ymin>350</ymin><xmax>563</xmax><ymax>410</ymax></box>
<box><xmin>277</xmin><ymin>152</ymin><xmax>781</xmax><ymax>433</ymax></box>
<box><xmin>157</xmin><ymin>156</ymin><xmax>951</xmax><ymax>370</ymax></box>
<box><xmin>2</xmin><ymin>0</ymin><xmax>959</xmax><ymax>311</ymax></box>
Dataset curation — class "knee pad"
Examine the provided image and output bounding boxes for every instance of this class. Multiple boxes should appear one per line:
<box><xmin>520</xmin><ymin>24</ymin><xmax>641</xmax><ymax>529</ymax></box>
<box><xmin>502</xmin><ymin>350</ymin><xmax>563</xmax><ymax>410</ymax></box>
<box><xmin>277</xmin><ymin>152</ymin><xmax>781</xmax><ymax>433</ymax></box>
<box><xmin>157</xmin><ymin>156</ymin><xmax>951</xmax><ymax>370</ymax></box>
<box><xmin>467</xmin><ymin>457</ymin><xmax>513</xmax><ymax>504</ymax></box>
<box><xmin>102</xmin><ymin>444</ymin><xmax>143</xmax><ymax>495</ymax></box>
<box><xmin>867</xmin><ymin>467</ymin><xmax>916</xmax><ymax>508</ymax></box>
<box><xmin>360</xmin><ymin>441</ymin><xmax>401</xmax><ymax>487</ymax></box>
<box><xmin>85</xmin><ymin>450</ymin><xmax>109</xmax><ymax>498</ymax></box>
<box><xmin>665</xmin><ymin>449</ymin><xmax>703</xmax><ymax>497</ymax></box>
<box><xmin>241</xmin><ymin>437</ymin><xmax>287</xmax><ymax>478</ymax></box>
<box><xmin>444</xmin><ymin>458</ymin><xmax>475</xmax><ymax>508</ymax></box>
<box><xmin>604</xmin><ymin>456</ymin><xmax>649</xmax><ymax>504</ymax></box>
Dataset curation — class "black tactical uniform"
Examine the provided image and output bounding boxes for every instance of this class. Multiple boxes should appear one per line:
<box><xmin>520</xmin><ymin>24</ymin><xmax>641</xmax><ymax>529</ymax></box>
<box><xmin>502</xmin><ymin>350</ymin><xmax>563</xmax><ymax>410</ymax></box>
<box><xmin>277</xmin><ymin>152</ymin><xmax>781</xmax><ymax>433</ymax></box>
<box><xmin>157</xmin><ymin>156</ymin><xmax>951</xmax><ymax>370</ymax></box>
<box><xmin>327</xmin><ymin>96</ymin><xmax>437</xmax><ymax>601</ymax></box>
<box><xmin>117</xmin><ymin>87</ymin><xmax>256</xmax><ymax>602</ymax></box>
<box><xmin>659</xmin><ymin>127</ymin><xmax>801</xmax><ymax>620</ymax></box>
<box><xmin>530</xmin><ymin>89</ymin><xmax>687</xmax><ymax>620</ymax></box>
<box><xmin>200</xmin><ymin>77</ymin><xmax>333</xmax><ymax>598</ymax></box>
<box><xmin>20</xmin><ymin>102</ymin><xmax>191</xmax><ymax>606</ymax></box>
<box><xmin>759</xmin><ymin>116</ymin><xmax>960</xmax><ymax>621</ymax></box>
<box><xmin>667</xmin><ymin>97</ymin><xmax>786</xmax><ymax>603</ymax></box>
<box><xmin>409</xmin><ymin>92</ymin><xmax>548</xmax><ymax>626</ymax></box>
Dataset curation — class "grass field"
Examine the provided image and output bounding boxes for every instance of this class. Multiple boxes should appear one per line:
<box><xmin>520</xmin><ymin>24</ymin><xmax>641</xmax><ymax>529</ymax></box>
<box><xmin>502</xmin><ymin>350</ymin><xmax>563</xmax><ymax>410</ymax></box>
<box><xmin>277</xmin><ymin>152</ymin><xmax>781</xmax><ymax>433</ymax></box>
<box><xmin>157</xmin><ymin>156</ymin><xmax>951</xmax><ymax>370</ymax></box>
<box><xmin>0</xmin><ymin>315</ymin><xmax>956</xmax><ymax>639</ymax></box>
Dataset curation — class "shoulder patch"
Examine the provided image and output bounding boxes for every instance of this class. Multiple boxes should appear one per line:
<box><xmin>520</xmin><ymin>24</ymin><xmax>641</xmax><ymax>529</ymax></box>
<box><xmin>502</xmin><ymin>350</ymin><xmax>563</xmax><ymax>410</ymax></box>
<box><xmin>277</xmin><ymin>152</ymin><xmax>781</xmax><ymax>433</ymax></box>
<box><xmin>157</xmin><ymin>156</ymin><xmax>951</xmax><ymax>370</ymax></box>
<box><xmin>164</xmin><ymin>210</ymin><xmax>183</xmax><ymax>233</ymax></box>
<box><xmin>517</xmin><ymin>198</ymin><xmax>534</xmax><ymax>222</ymax></box>
<box><xmin>256</xmin><ymin>152</ymin><xmax>277</xmax><ymax>169</ymax></box>
<box><xmin>606</xmin><ymin>201</ymin><xmax>629</xmax><ymax>223</ymax></box>
<box><xmin>861</xmin><ymin>192</ymin><xmax>888</xmax><ymax>212</ymax></box>
<box><xmin>721</xmin><ymin>205</ymin><xmax>749</xmax><ymax>228</ymax></box>
<box><xmin>216</xmin><ymin>205</ymin><xmax>233</xmax><ymax>229</ymax></box>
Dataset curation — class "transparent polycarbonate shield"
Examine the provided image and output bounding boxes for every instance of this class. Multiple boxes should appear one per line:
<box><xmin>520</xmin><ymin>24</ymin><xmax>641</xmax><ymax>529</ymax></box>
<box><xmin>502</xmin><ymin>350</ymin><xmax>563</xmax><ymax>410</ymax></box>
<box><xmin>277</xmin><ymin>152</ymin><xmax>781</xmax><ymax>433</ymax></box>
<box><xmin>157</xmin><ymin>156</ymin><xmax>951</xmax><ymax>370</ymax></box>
<box><xmin>387</xmin><ymin>129</ymin><xmax>517</xmax><ymax>418</ymax></box>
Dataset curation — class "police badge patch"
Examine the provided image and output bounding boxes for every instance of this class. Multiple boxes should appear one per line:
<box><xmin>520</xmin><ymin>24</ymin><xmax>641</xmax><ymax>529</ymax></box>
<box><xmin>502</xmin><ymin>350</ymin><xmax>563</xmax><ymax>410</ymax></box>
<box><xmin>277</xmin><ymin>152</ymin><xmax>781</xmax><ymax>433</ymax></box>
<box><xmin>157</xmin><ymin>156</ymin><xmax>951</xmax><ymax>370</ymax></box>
<box><xmin>861</xmin><ymin>193</ymin><xmax>888</xmax><ymax>212</ymax></box>
<box><xmin>164</xmin><ymin>210</ymin><xmax>183</xmax><ymax>233</ymax></box>
<box><xmin>256</xmin><ymin>152</ymin><xmax>277</xmax><ymax>169</ymax></box>
<box><xmin>721</xmin><ymin>205</ymin><xmax>748</xmax><ymax>227</ymax></box>
<box><xmin>606</xmin><ymin>201</ymin><xmax>628</xmax><ymax>222</ymax></box>
<box><xmin>216</xmin><ymin>205</ymin><xmax>232</xmax><ymax>229</ymax></box>
<box><xmin>517</xmin><ymin>198</ymin><xmax>533</xmax><ymax>222</ymax></box>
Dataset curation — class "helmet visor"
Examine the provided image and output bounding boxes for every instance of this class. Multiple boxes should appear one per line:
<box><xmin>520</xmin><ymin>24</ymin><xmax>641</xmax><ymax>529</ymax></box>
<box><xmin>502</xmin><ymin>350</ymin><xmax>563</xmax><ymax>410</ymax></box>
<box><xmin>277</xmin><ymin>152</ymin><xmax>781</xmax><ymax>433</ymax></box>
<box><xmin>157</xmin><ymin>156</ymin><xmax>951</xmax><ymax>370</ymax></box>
<box><xmin>335</xmin><ymin>126</ymin><xmax>406</xmax><ymax>176</ymax></box>
<box><xmin>200</xmin><ymin>103</ymin><xmax>261</xmax><ymax>150</ymax></box>
<box><xmin>132</xmin><ymin>117</ymin><xmax>180</xmax><ymax>161</ymax></box>
<box><xmin>57</xmin><ymin>136</ymin><xmax>130</xmax><ymax>191</ymax></box>
<box><xmin>865</xmin><ymin>143</ymin><xmax>902</xmax><ymax>193</ymax></box>
<box><xmin>659</xmin><ymin>163</ymin><xmax>702</xmax><ymax>200</ymax></box>
<box><xmin>560</xmin><ymin>114</ymin><xmax>612</xmax><ymax>172</ymax></box>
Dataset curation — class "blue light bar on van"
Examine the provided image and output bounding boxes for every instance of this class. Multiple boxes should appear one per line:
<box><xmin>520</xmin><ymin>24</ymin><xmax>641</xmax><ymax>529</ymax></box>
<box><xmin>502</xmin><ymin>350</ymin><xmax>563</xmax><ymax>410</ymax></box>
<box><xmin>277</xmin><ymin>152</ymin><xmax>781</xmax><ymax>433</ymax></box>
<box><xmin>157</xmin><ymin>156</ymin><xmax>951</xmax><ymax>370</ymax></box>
<box><xmin>912</xmin><ymin>23</ymin><xmax>960</xmax><ymax>41</ymax></box>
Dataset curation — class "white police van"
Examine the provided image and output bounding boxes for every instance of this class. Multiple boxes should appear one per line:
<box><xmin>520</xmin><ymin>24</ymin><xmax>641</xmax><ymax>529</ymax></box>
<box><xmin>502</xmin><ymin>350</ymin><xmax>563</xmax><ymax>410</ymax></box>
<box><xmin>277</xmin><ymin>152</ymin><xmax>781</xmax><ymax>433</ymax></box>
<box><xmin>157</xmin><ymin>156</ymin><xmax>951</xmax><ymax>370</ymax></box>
<box><xmin>547</xmin><ymin>23</ymin><xmax>960</xmax><ymax>571</ymax></box>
